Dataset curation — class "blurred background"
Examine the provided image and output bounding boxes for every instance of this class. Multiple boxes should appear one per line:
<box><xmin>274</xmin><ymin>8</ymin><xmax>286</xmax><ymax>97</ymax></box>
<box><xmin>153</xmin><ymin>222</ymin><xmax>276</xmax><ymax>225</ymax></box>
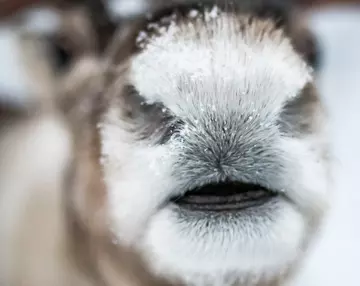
<box><xmin>0</xmin><ymin>0</ymin><xmax>359</xmax><ymax>285</ymax></box>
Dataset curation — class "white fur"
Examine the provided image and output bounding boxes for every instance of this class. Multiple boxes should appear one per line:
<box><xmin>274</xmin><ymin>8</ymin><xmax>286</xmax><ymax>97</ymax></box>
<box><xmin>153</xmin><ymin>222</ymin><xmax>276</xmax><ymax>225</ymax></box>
<box><xmin>141</xmin><ymin>202</ymin><xmax>305</xmax><ymax>285</ymax></box>
<box><xmin>131</xmin><ymin>13</ymin><xmax>312</xmax><ymax>118</ymax></box>
<box><xmin>101</xmin><ymin>107</ymin><xmax>180</xmax><ymax>244</ymax></box>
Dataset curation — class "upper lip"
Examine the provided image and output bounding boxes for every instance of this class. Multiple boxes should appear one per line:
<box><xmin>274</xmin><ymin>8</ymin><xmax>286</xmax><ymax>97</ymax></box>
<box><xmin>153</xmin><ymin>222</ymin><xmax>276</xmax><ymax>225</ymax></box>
<box><xmin>170</xmin><ymin>181</ymin><xmax>277</xmax><ymax>212</ymax></box>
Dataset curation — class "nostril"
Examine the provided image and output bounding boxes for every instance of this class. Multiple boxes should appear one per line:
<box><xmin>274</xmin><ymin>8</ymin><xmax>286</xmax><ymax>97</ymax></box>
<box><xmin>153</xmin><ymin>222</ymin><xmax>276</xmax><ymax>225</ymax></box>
<box><xmin>171</xmin><ymin>181</ymin><xmax>277</xmax><ymax>212</ymax></box>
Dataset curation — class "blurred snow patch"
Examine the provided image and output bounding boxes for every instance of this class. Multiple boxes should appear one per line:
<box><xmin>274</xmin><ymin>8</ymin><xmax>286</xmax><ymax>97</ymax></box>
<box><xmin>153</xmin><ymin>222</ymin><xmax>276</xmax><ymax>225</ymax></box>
<box><xmin>0</xmin><ymin>26</ymin><xmax>30</xmax><ymax>100</ymax></box>
<box><xmin>109</xmin><ymin>0</ymin><xmax>148</xmax><ymax>18</ymax></box>
<box><xmin>290</xmin><ymin>5</ymin><xmax>360</xmax><ymax>286</ymax></box>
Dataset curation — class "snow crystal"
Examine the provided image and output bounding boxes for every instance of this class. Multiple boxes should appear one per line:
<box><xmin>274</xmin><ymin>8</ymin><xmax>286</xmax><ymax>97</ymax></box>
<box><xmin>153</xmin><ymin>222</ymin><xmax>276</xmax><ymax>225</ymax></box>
<box><xmin>205</xmin><ymin>6</ymin><xmax>220</xmax><ymax>22</ymax></box>
<box><xmin>99</xmin><ymin>157</ymin><xmax>106</xmax><ymax>166</ymax></box>
<box><xmin>188</xmin><ymin>10</ymin><xmax>199</xmax><ymax>19</ymax></box>
<box><xmin>209</xmin><ymin>6</ymin><xmax>220</xmax><ymax>19</ymax></box>
<box><xmin>147</xmin><ymin>23</ymin><xmax>159</xmax><ymax>30</ymax></box>
<box><xmin>96</xmin><ymin>123</ymin><xmax>104</xmax><ymax>130</ymax></box>
<box><xmin>136</xmin><ymin>31</ymin><xmax>148</xmax><ymax>44</ymax></box>
<box><xmin>159</xmin><ymin>27</ymin><xmax>167</xmax><ymax>35</ymax></box>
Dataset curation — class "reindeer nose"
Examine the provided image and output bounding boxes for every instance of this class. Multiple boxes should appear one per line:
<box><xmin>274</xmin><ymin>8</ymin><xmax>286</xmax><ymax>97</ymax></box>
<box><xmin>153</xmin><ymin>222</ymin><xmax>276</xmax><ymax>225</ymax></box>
<box><xmin>170</xmin><ymin>181</ymin><xmax>277</xmax><ymax>212</ymax></box>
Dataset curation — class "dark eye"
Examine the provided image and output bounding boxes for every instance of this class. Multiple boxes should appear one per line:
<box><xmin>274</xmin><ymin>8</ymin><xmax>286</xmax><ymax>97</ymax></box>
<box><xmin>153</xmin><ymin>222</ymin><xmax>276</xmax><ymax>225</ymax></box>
<box><xmin>278</xmin><ymin>83</ymin><xmax>320</xmax><ymax>137</ymax></box>
<box><xmin>122</xmin><ymin>85</ymin><xmax>182</xmax><ymax>144</ymax></box>
<box><xmin>53</xmin><ymin>43</ymin><xmax>72</xmax><ymax>70</ymax></box>
<box><xmin>47</xmin><ymin>35</ymin><xmax>73</xmax><ymax>72</ymax></box>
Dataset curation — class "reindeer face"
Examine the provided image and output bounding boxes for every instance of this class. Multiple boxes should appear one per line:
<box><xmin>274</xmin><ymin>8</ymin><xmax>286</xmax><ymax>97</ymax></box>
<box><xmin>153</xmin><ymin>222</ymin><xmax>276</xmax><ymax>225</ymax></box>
<box><xmin>0</xmin><ymin>1</ymin><xmax>331</xmax><ymax>286</ymax></box>
<box><xmin>95</xmin><ymin>6</ymin><xmax>331</xmax><ymax>285</ymax></box>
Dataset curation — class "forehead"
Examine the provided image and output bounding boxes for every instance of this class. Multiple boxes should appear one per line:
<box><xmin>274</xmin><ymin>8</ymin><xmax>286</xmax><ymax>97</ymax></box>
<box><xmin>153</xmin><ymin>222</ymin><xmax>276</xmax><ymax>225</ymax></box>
<box><xmin>128</xmin><ymin>9</ymin><xmax>312</xmax><ymax>117</ymax></box>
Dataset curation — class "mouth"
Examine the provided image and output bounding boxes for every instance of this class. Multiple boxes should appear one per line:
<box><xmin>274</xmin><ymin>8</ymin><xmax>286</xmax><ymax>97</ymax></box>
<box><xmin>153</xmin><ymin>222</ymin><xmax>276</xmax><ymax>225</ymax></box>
<box><xmin>170</xmin><ymin>181</ymin><xmax>277</xmax><ymax>212</ymax></box>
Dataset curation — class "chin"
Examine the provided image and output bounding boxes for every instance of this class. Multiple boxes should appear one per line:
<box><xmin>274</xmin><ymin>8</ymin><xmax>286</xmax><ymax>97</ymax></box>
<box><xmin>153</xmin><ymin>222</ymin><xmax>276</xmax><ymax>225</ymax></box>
<box><xmin>141</xmin><ymin>200</ymin><xmax>305</xmax><ymax>283</ymax></box>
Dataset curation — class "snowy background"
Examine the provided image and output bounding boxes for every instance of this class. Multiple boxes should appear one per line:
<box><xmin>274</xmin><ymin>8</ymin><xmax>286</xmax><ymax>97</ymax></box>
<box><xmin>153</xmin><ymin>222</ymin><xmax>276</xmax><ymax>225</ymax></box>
<box><xmin>0</xmin><ymin>2</ymin><xmax>359</xmax><ymax>285</ymax></box>
<box><xmin>291</xmin><ymin>6</ymin><xmax>360</xmax><ymax>286</ymax></box>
